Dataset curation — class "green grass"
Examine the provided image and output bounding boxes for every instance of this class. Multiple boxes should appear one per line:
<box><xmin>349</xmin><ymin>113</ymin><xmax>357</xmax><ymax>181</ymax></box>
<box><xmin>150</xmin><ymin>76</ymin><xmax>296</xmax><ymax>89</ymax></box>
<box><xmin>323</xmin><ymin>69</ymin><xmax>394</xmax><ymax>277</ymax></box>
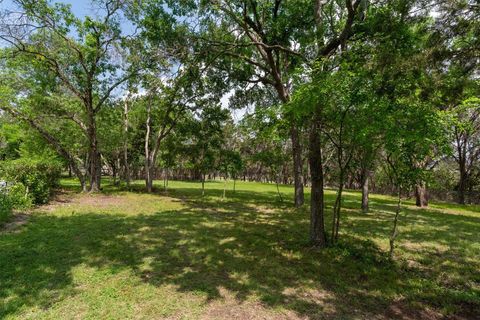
<box><xmin>0</xmin><ymin>178</ymin><xmax>479</xmax><ymax>319</ymax></box>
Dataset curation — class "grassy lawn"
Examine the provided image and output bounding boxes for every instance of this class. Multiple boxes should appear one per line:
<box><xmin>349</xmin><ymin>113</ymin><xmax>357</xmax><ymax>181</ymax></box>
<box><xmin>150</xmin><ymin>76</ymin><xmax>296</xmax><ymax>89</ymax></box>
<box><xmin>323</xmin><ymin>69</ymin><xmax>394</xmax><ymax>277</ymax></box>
<box><xmin>1</xmin><ymin>179</ymin><xmax>479</xmax><ymax>319</ymax></box>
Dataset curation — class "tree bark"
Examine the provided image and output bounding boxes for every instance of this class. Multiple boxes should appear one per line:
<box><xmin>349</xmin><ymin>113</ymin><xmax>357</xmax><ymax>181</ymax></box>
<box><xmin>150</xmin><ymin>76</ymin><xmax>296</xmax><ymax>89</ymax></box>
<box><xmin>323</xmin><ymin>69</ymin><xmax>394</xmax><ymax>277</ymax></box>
<box><xmin>389</xmin><ymin>189</ymin><xmax>402</xmax><ymax>259</ymax></box>
<box><xmin>145</xmin><ymin>97</ymin><xmax>153</xmax><ymax>193</ymax></box>
<box><xmin>458</xmin><ymin>162</ymin><xmax>467</xmax><ymax>204</ymax></box>
<box><xmin>361</xmin><ymin>169</ymin><xmax>370</xmax><ymax>213</ymax></box>
<box><xmin>145</xmin><ymin>163</ymin><xmax>154</xmax><ymax>192</ymax></box>
<box><xmin>274</xmin><ymin>84</ymin><xmax>305</xmax><ymax>207</ymax></box>
<box><xmin>87</xmin><ymin>110</ymin><xmax>101</xmax><ymax>192</ymax></box>
<box><xmin>331</xmin><ymin>181</ymin><xmax>344</xmax><ymax>244</ymax></box>
<box><xmin>309</xmin><ymin>117</ymin><xmax>327</xmax><ymax>247</ymax></box>
<box><xmin>112</xmin><ymin>160</ymin><xmax>117</xmax><ymax>186</ymax></box>
<box><xmin>123</xmin><ymin>97</ymin><xmax>130</xmax><ymax>187</ymax></box>
<box><xmin>163</xmin><ymin>168</ymin><xmax>167</xmax><ymax>191</ymax></box>
<box><xmin>276</xmin><ymin>177</ymin><xmax>283</xmax><ymax>203</ymax></box>
<box><xmin>222</xmin><ymin>177</ymin><xmax>227</xmax><ymax>199</ymax></box>
<box><xmin>166</xmin><ymin>169</ymin><xmax>169</xmax><ymax>187</ymax></box>
<box><xmin>415</xmin><ymin>182</ymin><xmax>428</xmax><ymax>207</ymax></box>
<box><xmin>291</xmin><ymin>126</ymin><xmax>305</xmax><ymax>207</ymax></box>
<box><xmin>8</xmin><ymin>109</ymin><xmax>87</xmax><ymax>192</ymax></box>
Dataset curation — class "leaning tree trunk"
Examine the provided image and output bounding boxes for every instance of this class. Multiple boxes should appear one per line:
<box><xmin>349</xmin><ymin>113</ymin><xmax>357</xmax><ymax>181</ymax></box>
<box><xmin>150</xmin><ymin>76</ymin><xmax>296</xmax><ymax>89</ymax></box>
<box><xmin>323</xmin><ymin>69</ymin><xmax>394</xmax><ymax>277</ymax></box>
<box><xmin>291</xmin><ymin>126</ymin><xmax>305</xmax><ymax>207</ymax></box>
<box><xmin>415</xmin><ymin>181</ymin><xmax>428</xmax><ymax>207</ymax></box>
<box><xmin>276</xmin><ymin>176</ymin><xmax>283</xmax><ymax>203</ymax></box>
<box><xmin>308</xmin><ymin>117</ymin><xmax>327</xmax><ymax>247</ymax></box>
<box><xmin>7</xmin><ymin>107</ymin><xmax>87</xmax><ymax>192</ymax></box>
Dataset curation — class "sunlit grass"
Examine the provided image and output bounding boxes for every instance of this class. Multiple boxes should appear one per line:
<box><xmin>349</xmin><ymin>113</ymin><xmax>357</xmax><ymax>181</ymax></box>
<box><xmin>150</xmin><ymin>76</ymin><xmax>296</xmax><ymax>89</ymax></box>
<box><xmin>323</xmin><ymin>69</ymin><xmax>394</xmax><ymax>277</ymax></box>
<box><xmin>1</xmin><ymin>178</ymin><xmax>478</xmax><ymax>319</ymax></box>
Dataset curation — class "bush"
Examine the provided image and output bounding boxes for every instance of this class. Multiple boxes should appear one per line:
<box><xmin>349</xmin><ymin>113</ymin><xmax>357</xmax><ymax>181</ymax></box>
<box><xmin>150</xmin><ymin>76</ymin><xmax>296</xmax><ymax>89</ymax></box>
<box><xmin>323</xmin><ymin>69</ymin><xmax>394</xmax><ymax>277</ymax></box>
<box><xmin>0</xmin><ymin>192</ymin><xmax>13</xmax><ymax>226</ymax></box>
<box><xmin>0</xmin><ymin>182</ymin><xmax>33</xmax><ymax>226</ymax></box>
<box><xmin>7</xmin><ymin>183</ymin><xmax>32</xmax><ymax>209</ymax></box>
<box><xmin>0</xmin><ymin>159</ymin><xmax>61</xmax><ymax>205</ymax></box>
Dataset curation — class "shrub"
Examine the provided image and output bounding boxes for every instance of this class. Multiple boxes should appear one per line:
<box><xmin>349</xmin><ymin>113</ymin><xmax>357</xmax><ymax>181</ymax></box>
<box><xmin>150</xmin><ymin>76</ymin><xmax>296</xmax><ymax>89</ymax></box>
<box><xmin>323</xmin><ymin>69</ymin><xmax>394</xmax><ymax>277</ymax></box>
<box><xmin>0</xmin><ymin>159</ymin><xmax>61</xmax><ymax>205</ymax></box>
<box><xmin>0</xmin><ymin>191</ymin><xmax>13</xmax><ymax>226</ymax></box>
<box><xmin>0</xmin><ymin>182</ymin><xmax>33</xmax><ymax>226</ymax></box>
<box><xmin>7</xmin><ymin>183</ymin><xmax>32</xmax><ymax>209</ymax></box>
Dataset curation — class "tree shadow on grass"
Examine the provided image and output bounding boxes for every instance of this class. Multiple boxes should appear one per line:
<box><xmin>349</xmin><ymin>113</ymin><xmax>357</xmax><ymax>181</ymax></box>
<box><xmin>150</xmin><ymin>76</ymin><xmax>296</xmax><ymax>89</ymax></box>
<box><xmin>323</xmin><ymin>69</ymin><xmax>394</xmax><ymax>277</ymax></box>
<box><xmin>1</xmin><ymin>183</ymin><xmax>479</xmax><ymax>319</ymax></box>
<box><xmin>0</xmin><ymin>209</ymin><xmax>397</xmax><ymax>319</ymax></box>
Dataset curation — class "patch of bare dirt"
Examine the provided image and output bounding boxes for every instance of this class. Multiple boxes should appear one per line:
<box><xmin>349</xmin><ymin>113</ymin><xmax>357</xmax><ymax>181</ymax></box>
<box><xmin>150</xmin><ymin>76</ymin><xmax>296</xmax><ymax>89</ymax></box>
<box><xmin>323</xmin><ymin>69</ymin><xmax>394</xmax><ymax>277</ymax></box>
<box><xmin>1</xmin><ymin>212</ymin><xmax>29</xmax><ymax>233</ymax></box>
<box><xmin>40</xmin><ymin>191</ymin><xmax>129</xmax><ymax>212</ymax></box>
<box><xmin>382</xmin><ymin>299</ymin><xmax>475</xmax><ymax>320</ymax></box>
<box><xmin>200</xmin><ymin>288</ymin><xmax>305</xmax><ymax>320</ymax></box>
<box><xmin>40</xmin><ymin>191</ymin><xmax>75</xmax><ymax>212</ymax></box>
<box><xmin>73</xmin><ymin>194</ymin><xmax>126</xmax><ymax>207</ymax></box>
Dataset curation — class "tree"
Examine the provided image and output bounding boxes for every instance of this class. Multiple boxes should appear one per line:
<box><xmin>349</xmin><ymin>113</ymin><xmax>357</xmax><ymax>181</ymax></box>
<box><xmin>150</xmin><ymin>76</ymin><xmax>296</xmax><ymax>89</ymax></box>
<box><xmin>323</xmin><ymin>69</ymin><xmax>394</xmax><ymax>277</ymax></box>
<box><xmin>196</xmin><ymin>0</ymin><xmax>375</xmax><ymax>246</ymax></box>
<box><xmin>0</xmin><ymin>0</ymin><xmax>137</xmax><ymax>191</ymax></box>
<box><xmin>452</xmin><ymin>97</ymin><xmax>480</xmax><ymax>204</ymax></box>
<box><xmin>218</xmin><ymin>150</ymin><xmax>243</xmax><ymax>199</ymax></box>
<box><xmin>97</xmin><ymin>102</ymin><xmax>124</xmax><ymax>186</ymax></box>
<box><xmin>142</xmin><ymin>74</ymin><xmax>199</xmax><ymax>193</ymax></box>
<box><xmin>196</xmin><ymin>0</ymin><xmax>312</xmax><ymax>207</ymax></box>
<box><xmin>430</xmin><ymin>0</ymin><xmax>480</xmax><ymax>203</ymax></box>
<box><xmin>185</xmin><ymin>104</ymin><xmax>229</xmax><ymax>196</ymax></box>
<box><xmin>0</xmin><ymin>55</ymin><xmax>88</xmax><ymax>190</ymax></box>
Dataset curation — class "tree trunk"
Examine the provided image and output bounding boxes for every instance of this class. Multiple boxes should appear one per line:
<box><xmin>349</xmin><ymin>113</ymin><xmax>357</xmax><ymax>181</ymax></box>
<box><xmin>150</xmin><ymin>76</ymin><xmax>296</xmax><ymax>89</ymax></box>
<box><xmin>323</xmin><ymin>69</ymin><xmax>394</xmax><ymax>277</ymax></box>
<box><xmin>308</xmin><ymin>118</ymin><xmax>327</xmax><ymax>247</ymax></box>
<box><xmin>123</xmin><ymin>97</ymin><xmax>130</xmax><ymax>187</ymax></box>
<box><xmin>361</xmin><ymin>169</ymin><xmax>370</xmax><ymax>213</ymax></box>
<box><xmin>145</xmin><ymin>163</ymin><xmax>154</xmax><ymax>192</ymax></box>
<box><xmin>415</xmin><ymin>182</ymin><xmax>428</xmax><ymax>207</ymax></box>
<box><xmin>458</xmin><ymin>163</ymin><xmax>467</xmax><ymax>204</ymax></box>
<box><xmin>222</xmin><ymin>177</ymin><xmax>227</xmax><ymax>199</ymax></box>
<box><xmin>389</xmin><ymin>189</ymin><xmax>402</xmax><ymax>259</ymax></box>
<box><xmin>88</xmin><ymin>133</ymin><xmax>101</xmax><ymax>192</ymax></box>
<box><xmin>276</xmin><ymin>178</ymin><xmax>283</xmax><ymax>203</ymax></box>
<box><xmin>331</xmin><ymin>182</ymin><xmax>344</xmax><ymax>244</ymax></box>
<box><xmin>112</xmin><ymin>161</ymin><xmax>117</xmax><ymax>186</ymax></box>
<box><xmin>201</xmin><ymin>174</ymin><xmax>205</xmax><ymax>197</ymax></box>
<box><xmin>163</xmin><ymin>168</ymin><xmax>167</xmax><ymax>191</ymax></box>
<box><xmin>291</xmin><ymin>126</ymin><xmax>305</xmax><ymax>207</ymax></box>
<box><xmin>275</xmin><ymin>86</ymin><xmax>304</xmax><ymax>208</ymax></box>
<box><xmin>145</xmin><ymin>95</ymin><xmax>153</xmax><ymax>193</ymax></box>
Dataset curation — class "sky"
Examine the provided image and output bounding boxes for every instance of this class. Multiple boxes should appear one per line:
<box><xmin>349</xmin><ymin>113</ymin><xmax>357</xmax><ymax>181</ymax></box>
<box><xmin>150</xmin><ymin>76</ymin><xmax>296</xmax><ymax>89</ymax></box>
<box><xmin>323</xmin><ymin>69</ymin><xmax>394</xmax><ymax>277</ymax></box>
<box><xmin>1</xmin><ymin>0</ymin><xmax>136</xmax><ymax>35</ymax></box>
<box><xmin>0</xmin><ymin>0</ymin><xmax>246</xmax><ymax>121</ymax></box>
<box><xmin>2</xmin><ymin>0</ymin><xmax>90</xmax><ymax>17</ymax></box>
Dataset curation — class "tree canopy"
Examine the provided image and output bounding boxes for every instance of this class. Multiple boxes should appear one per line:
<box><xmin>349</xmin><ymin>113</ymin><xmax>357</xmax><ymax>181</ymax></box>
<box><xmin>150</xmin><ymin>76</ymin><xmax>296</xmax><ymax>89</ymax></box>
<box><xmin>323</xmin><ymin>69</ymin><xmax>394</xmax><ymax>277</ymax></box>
<box><xmin>0</xmin><ymin>0</ymin><xmax>478</xmax><ymax>250</ymax></box>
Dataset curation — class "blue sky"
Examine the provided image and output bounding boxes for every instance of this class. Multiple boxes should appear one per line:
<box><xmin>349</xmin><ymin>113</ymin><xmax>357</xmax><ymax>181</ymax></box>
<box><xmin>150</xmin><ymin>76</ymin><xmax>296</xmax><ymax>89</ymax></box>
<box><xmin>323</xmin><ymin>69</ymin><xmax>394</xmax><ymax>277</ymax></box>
<box><xmin>1</xmin><ymin>0</ymin><xmax>136</xmax><ymax>35</ymax></box>
<box><xmin>0</xmin><ymin>0</ymin><xmax>245</xmax><ymax>119</ymax></box>
<box><xmin>52</xmin><ymin>0</ymin><xmax>90</xmax><ymax>17</ymax></box>
<box><xmin>2</xmin><ymin>0</ymin><xmax>92</xmax><ymax>17</ymax></box>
